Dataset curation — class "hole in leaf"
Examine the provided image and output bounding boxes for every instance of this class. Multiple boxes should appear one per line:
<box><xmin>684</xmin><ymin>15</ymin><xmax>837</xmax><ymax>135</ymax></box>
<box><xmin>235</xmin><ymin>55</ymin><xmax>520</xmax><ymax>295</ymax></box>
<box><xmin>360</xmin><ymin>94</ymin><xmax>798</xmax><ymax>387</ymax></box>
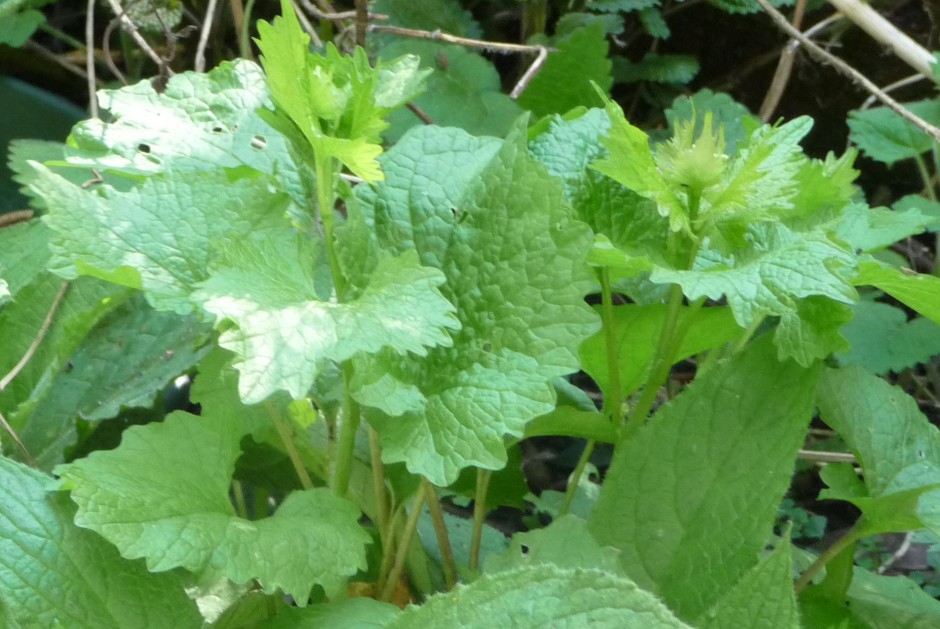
<box><xmin>482</xmin><ymin>342</ymin><xmax>492</xmax><ymax>352</ymax></box>
<box><xmin>137</xmin><ymin>143</ymin><xmax>151</xmax><ymax>154</ymax></box>
<box><xmin>211</xmin><ymin>126</ymin><xmax>224</xmax><ymax>133</ymax></box>
<box><xmin>520</xmin><ymin>544</ymin><xmax>529</xmax><ymax>554</ymax></box>
<box><xmin>250</xmin><ymin>135</ymin><xmax>267</xmax><ymax>150</ymax></box>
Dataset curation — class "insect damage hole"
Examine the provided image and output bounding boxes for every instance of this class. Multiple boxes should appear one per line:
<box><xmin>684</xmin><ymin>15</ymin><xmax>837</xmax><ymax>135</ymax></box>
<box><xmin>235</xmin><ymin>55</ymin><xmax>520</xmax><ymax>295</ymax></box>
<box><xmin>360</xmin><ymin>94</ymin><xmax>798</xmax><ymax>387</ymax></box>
<box><xmin>137</xmin><ymin>143</ymin><xmax>151</xmax><ymax>154</ymax></box>
<box><xmin>250</xmin><ymin>135</ymin><xmax>267</xmax><ymax>150</ymax></box>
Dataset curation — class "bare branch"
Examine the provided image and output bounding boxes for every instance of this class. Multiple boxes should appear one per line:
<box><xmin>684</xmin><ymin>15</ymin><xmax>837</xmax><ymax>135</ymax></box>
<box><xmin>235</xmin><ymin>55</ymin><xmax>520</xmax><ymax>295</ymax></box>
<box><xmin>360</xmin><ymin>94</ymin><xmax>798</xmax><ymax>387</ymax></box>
<box><xmin>756</xmin><ymin>0</ymin><xmax>940</xmax><ymax>145</ymax></box>
<box><xmin>0</xmin><ymin>282</ymin><xmax>70</xmax><ymax>394</ymax></box>
<box><xmin>195</xmin><ymin>0</ymin><xmax>221</xmax><ymax>72</ymax></box>
<box><xmin>103</xmin><ymin>0</ymin><xmax>171</xmax><ymax>72</ymax></box>
<box><xmin>86</xmin><ymin>0</ymin><xmax>98</xmax><ymax>117</ymax></box>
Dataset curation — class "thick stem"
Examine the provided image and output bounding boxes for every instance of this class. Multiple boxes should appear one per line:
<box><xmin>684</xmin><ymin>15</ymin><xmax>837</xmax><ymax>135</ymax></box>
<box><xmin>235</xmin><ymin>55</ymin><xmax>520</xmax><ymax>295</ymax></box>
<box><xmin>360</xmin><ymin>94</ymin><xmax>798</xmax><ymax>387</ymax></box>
<box><xmin>380</xmin><ymin>485</ymin><xmax>427</xmax><ymax>602</ymax></box>
<box><xmin>331</xmin><ymin>364</ymin><xmax>361</xmax><ymax>497</ymax></box>
<box><xmin>622</xmin><ymin>282</ymin><xmax>686</xmax><ymax>441</ymax></box>
<box><xmin>266</xmin><ymin>401</ymin><xmax>314</xmax><ymax>490</ymax></box>
<box><xmin>560</xmin><ymin>440</ymin><xmax>595</xmax><ymax>517</ymax></box>
<box><xmin>423</xmin><ymin>478</ymin><xmax>457</xmax><ymax>589</ymax></box>
<box><xmin>232</xmin><ymin>480</ymin><xmax>248</xmax><ymax>518</ymax></box>
<box><xmin>469</xmin><ymin>469</ymin><xmax>492</xmax><ymax>572</ymax></box>
<box><xmin>369</xmin><ymin>427</ymin><xmax>391</xmax><ymax>546</ymax></box>
<box><xmin>795</xmin><ymin>523</ymin><xmax>863</xmax><ymax>592</ymax></box>
<box><xmin>599</xmin><ymin>268</ymin><xmax>624</xmax><ymax>423</ymax></box>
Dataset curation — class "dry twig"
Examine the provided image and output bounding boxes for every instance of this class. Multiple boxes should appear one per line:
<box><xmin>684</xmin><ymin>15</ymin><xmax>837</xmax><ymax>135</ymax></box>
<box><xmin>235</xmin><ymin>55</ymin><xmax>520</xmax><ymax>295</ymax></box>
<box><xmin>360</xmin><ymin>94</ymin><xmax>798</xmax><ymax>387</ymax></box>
<box><xmin>103</xmin><ymin>0</ymin><xmax>171</xmax><ymax>72</ymax></box>
<box><xmin>756</xmin><ymin>0</ymin><xmax>940</xmax><ymax>145</ymax></box>
<box><xmin>195</xmin><ymin>0</ymin><xmax>221</xmax><ymax>72</ymax></box>
<box><xmin>369</xmin><ymin>25</ymin><xmax>553</xmax><ymax>99</ymax></box>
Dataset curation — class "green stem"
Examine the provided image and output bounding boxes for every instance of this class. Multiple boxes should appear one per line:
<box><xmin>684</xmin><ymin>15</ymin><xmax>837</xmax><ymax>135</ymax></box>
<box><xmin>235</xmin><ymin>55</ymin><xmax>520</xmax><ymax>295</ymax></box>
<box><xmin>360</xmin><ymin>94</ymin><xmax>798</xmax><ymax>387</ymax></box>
<box><xmin>423</xmin><ymin>478</ymin><xmax>457</xmax><ymax>590</ymax></box>
<box><xmin>266</xmin><ymin>401</ymin><xmax>314</xmax><ymax>490</ymax></box>
<box><xmin>331</xmin><ymin>364</ymin><xmax>360</xmax><ymax>497</ymax></box>
<box><xmin>599</xmin><ymin>268</ymin><xmax>624</xmax><ymax>423</ymax></box>
<box><xmin>239</xmin><ymin>0</ymin><xmax>258</xmax><ymax>60</ymax></box>
<box><xmin>622</xmin><ymin>282</ymin><xmax>686</xmax><ymax>441</ymax></box>
<box><xmin>376</xmin><ymin>504</ymin><xmax>404</xmax><ymax>595</ymax></box>
<box><xmin>560</xmin><ymin>440</ymin><xmax>595</xmax><ymax>517</ymax></box>
<box><xmin>369</xmin><ymin>427</ymin><xmax>391</xmax><ymax>546</ymax></box>
<box><xmin>795</xmin><ymin>523</ymin><xmax>863</xmax><ymax>592</ymax></box>
<box><xmin>380</xmin><ymin>485</ymin><xmax>427</xmax><ymax>602</ymax></box>
<box><xmin>38</xmin><ymin>22</ymin><xmax>87</xmax><ymax>51</ymax></box>
<box><xmin>469</xmin><ymin>469</ymin><xmax>492</xmax><ymax>572</ymax></box>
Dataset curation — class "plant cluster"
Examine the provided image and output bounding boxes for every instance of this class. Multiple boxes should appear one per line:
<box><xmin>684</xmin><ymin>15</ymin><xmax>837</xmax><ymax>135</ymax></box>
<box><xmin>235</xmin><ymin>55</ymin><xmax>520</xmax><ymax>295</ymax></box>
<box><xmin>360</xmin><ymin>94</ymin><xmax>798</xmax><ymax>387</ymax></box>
<box><xmin>4</xmin><ymin>0</ymin><xmax>940</xmax><ymax>627</ymax></box>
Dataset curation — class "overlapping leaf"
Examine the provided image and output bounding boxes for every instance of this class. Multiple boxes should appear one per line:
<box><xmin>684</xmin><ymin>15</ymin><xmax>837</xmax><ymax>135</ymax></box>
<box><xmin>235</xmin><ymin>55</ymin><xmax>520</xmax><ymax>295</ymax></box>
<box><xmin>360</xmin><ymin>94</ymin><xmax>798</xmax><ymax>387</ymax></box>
<box><xmin>195</xmin><ymin>231</ymin><xmax>458</xmax><ymax>403</ymax></box>
<box><xmin>256</xmin><ymin>0</ymin><xmax>428</xmax><ymax>181</ymax></box>
<box><xmin>589</xmin><ymin>338</ymin><xmax>819</xmax><ymax>621</ymax></box>
<box><xmin>0</xmin><ymin>457</ymin><xmax>201</xmax><ymax>628</ymax></box>
<box><xmin>30</xmin><ymin>165</ymin><xmax>290</xmax><ymax>315</ymax></box>
<box><xmin>387</xmin><ymin>565</ymin><xmax>692</xmax><ymax>628</ymax></box>
<box><xmin>379</xmin><ymin>41</ymin><xmax>522</xmax><ymax>143</ymax></box>
<box><xmin>517</xmin><ymin>22</ymin><xmax>613</xmax><ymax>117</ymax></box>
<box><xmin>817</xmin><ymin>366</ymin><xmax>940</xmax><ymax>538</ymax></box>
<box><xmin>64</xmin><ymin>59</ymin><xmax>296</xmax><ymax>180</ymax></box>
<box><xmin>838</xmin><ymin>299</ymin><xmax>940</xmax><ymax>374</ymax></box>
<box><xmin>651</xmin><ymin>223</ymin><xmax>856</xmax><ymax>365</ymax></box>
<box><xmin>57</xmin><ymin>410</ymin><xmax>370</xmax><ymax>602</ymax></box>
<box><xmin>353</xmin><ymin>124</ymin><xmax>598</xmax><ymax>485</ymax></box>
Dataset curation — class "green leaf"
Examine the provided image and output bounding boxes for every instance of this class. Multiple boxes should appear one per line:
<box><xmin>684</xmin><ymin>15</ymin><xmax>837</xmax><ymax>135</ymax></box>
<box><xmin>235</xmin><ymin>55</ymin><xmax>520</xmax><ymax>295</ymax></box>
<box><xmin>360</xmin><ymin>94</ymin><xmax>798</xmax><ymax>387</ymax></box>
<box><xmin>0</xmin><ymin>9</ymin><xmax>42</xmax><ymax>46</ymax></box>
<box><xmin>257</xmin><ymin>3</ymin><xmax>429</xmax><ymax>181</ymax></box>
<box><xmin>386</xmin><ymin>564</ymin><xmax>692</xmax><ymax>628</ymax></box>
<box><xmin>835</xmin><ymin>202</ymin><xmax>928</xmax><ymax>252</ymax></box>
<box><xmin>32</xmin><ymin>165</ymin><xmax>290</xmax><ymax>315</ymax></box>
<box><xmin>580</xmin><ymin>303</ymin><xmax>741</xmax><ymax>399</ymax></box>
<box><xmin>0</xmin><ymin>218</ymin><xmax>52</xmax><ymax>297</ymax></box>
<box><xmin>195</xmin><ymin>232</ymin><xmax>458</xmax><ymax>403</ymax></box>
<box><xmin>529</xmin><ymin>108</ymin><xmax>672</xmax><ymax>269</ymax></box>
<box><xmin>484</xmin><ymin>514</ymin><xmax>623</xmax><ymax>575</ymax></box>
<box><xmin>639</xmin><ymin>8</ymin><xmax>670</xmax><ymax>38</ymax></box>
<box><xmin>614</xmin><ymin>53</ymin><xmax>699</xmax><ymax>84</ymax></box>
<box><xmin>853</xmin><ymin>258</ymin><xmax>940</xmax><ymax>325</ymax></box>
<box><xmin>354</xmin><ymin>124</ymin><xmax>598</xmax><ymax>486</ymax></box>
<box><xmin>894</xmin><ymin>194</ymin><xmax>940</xmax><ymax>232</ymax></box>
<box><xmin>848</xmin><ymin>99</ymin><xmax>940</xmax><ymax>165</ymax></box>
<box><xmin>517</xmin><ymin>22</ymin><xmax>613</xmax><ymax>117</ymax></box>
<box><xmin>57</xmin><ymin>411</ymin><xmax>371</xmax><ymax>601</ymax></box>
<box><xmin>379</xmin><ymin>41</ymin><xmax>522</xmax><ymax>143</ymax></box>
<box><xmin>838</xmin><ymin>299</ymin><xmax>940</xmax><ymax>374</ymax></box>
<box><xmin>817</xmin><ymin>366</ymin><xmax>940</xmax><ymax>537</ymax></box>
<box><xmin>696</xmin><ymin>537</ymin><xmax>799</xmax><ymax>629</ymax></box>
<box><xmin>523</xmin><ymin>406</ymin><xmax>618</xmax><ymax>442</ymax></box>
<box><xmin>664</xmin><ymin>90</ymin><xmax>757</xmax><ymax>156</ymax></box>
<box><xmin>593</xmin><ymin>101</ymin><xmax>687</xmax><ymax>233</ymax></box>
<box><xmin>0</xmin><ymin>261</ymin><xmax>125</xmax><ymax>467</ymax></box>
<box><xmin>0</xmin><ymin>456</ymin><xmax>202</xmax><ymax>627</ymax></box>
<box><xmin>652</xmin><ymin>223</ymin><xmax>856</xmax><ymax>365</ymax></box>
<box><xmin>31</xmin><ymin>294</ymin><xmax>212</xmax><ymax>421</ymax></box>
<box><xmin>65</xmin><ymin>60</ymin><xmax>297</xmax><ymax>182</ymax></box>
<box><xmin>417</xmin><ymin>506</ymin><xmax>509</xmax><ymax>582</ymax></box>
<box><xmin>793</xmin><ymin>526</ymin><xmax>940</xmax><ymax>628</ymax></box>
<box><xmin>589</xmin><ymin>337</ymin><xmax>819</xmax><ymax>620</ymax></box>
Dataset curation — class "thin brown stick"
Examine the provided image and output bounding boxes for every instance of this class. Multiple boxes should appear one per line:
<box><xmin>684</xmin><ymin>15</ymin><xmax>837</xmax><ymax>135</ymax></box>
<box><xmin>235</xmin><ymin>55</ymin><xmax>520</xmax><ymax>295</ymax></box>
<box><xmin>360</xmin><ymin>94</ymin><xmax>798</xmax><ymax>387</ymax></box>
<box><xmin>296</xmin><ymin>0</ymin><xmax>387</xmax><ymax>22</ymax></box>
<box><xmin>0</xmin><ymin>408</ymin><xmax>35</xmax><ymax>467</ymax></box>
<box><xmin>827</xmin><ymin>0</ymin><xmax>936</xmax><ymax>81</ymax></box>
<box><xmin>0</xmin><ymin>210</ymin><xmax>35</xmax><ymax>229</ymax></box>
<box><xmin>195</xmin><ymin>0</ymin><xmax>220</xmax><ymax>72</ymax></box>
<box><xmin>406</xmin><ymin>102</ymin><xmax>434</xmax><ymax>125</ymax></box>
<box><xmin>796</xmin><ymin>449</ymin><xmax>857</xmax><ymax>464</ymax></box>
<box><xmin>86</xmin><ymin>0</ymin><xmax>98</xmax><ymax>117</ymax></box>
<box><xmin>0</xmin><ymin>282</ymin><xmax>69</xmax><ymax>394</ymax></box>
<box><xmin>756</xmin><ymin>0</ymin><xmax>940</xmax><ymax>145</ymax></box>
<box><xmin>103</xmin><ymin>18</ymin><xmax>128</xmax><ymax>84</ymax></box>
<box><xmin>510</xmin><ymin>45</ymin><xmax>549</xmax><ymax>99</ymax></box>
<box><xmin>103</xmin><ymin>0</ymin><xmax>170</xmax><ymax>71</ymax></box>
<box><xmin>22</xmin><ymin>42</ymin><xmax>104</xmax><ymax>86</ymax></box>
<box><xmin>290</xmin><ymin>0</ymin><xmax>323</xmax><ymax>47</ymax></box>
<box><xmin>354</xmin><ymin>0</ymin><xmax>368</xmax><ymax>47</ymax></box>
<box><xmin>370</xmin><ymin>24</ymin><xmax>553</xmax><ymax>56</ymax></box>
